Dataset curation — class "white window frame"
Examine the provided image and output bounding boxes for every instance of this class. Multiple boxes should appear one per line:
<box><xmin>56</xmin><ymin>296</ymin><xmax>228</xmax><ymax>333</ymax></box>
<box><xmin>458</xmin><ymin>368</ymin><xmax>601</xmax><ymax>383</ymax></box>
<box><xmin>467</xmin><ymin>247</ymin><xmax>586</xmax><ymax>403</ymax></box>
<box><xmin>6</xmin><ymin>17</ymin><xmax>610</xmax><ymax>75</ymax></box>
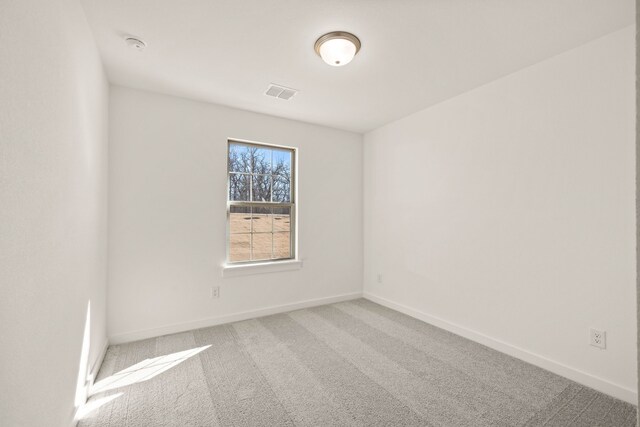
<box><xmin>226</xmin><ymin>138</ymin><xmax>296</xmax><ymax>265</ymax></box>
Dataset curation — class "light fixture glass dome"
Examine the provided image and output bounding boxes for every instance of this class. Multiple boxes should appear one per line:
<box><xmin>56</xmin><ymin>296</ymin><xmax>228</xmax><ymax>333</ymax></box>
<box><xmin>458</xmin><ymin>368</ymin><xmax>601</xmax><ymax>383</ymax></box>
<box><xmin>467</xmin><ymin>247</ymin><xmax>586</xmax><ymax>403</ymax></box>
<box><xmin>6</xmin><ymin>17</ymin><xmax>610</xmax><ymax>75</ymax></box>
<box><xmin>314</xmin><ymin>32</ymin><xmax>361</xmax><ymax>67</ymax></box>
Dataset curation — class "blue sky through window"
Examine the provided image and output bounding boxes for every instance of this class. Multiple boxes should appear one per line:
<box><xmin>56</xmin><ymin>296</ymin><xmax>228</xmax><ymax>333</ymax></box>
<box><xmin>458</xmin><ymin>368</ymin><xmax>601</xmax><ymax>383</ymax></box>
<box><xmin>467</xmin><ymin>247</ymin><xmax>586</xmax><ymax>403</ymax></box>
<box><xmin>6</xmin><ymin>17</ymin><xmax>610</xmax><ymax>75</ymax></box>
<box><xmin>228</xmin><ymin>142</ymin><xmax>292</xmax><ymax>203</ymax></box>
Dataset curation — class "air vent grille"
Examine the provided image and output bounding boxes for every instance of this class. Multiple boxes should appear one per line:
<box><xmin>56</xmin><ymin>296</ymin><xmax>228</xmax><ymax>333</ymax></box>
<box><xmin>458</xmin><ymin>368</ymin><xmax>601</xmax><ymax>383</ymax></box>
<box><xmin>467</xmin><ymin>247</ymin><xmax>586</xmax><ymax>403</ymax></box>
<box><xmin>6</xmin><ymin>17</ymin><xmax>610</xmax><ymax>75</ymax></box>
<box><xmin>265</xmin><ymin>84</ymin><xmax>299</xmax><ymax>100</ymax></box>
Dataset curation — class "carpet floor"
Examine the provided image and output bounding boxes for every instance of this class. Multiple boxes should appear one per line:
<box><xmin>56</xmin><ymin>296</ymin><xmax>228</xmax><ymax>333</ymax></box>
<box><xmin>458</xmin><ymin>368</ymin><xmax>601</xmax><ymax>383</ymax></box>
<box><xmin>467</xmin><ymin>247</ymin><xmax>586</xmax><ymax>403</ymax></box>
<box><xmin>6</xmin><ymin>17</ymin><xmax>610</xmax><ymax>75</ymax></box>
<box><xmin>79</xmin><ymin>299</ymin><xmax>636</xmax><ymax>426</ymax></box>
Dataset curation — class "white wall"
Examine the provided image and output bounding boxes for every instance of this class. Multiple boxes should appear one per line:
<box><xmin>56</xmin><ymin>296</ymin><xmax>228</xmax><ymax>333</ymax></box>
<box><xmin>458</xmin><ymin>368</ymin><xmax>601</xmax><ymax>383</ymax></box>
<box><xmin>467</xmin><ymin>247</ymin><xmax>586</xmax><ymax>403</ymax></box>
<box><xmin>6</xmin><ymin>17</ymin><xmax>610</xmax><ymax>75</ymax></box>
<box><xmin>0</xmin><ymin>0</ymin><xmax>109</xmax><ymax>425</ymax></box>
<box><xmin>636</xmin><ymin>5</ymin><xmax>640</xmax><ymax>416</ymax></box>
<box><xmin>364</xmin><ymin>26</ymin><xmax>636</xmax><ymax>402</ymax></box>
<box><xmin>108</xmin><ymin>86</ymin><xmax>363</xmax><ymax>343</ymax></box>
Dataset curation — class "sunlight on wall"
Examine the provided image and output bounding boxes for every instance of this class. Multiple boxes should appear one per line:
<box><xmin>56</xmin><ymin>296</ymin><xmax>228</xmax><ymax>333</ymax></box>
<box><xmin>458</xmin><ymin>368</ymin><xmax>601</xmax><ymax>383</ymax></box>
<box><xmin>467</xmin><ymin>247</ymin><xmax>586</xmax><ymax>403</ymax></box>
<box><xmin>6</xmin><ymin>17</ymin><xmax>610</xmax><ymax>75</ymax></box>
<box><xmin>74</xmin><ymin>301</ymin><xmax>91</xmax><ymax>409</ymax></box>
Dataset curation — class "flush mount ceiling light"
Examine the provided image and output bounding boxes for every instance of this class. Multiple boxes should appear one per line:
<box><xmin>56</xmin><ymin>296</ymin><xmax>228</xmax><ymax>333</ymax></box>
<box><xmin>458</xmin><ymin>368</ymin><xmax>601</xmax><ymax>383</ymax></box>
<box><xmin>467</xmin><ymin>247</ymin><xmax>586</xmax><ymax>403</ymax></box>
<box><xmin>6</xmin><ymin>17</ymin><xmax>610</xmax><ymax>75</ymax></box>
<box><xmin>314</xmin><ymin>31</ymin><xmax>361</xmax><ymax>67</ymax></box>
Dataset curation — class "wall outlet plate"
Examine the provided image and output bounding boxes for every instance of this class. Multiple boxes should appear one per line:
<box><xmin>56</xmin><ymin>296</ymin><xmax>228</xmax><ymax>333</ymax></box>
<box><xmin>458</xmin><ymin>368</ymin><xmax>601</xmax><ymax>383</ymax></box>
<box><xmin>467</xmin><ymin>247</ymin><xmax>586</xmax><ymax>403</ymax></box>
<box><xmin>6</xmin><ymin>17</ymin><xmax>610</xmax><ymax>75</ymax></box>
<box><xmin>211</xmin><ymin>286</ymin><xmax>220</xmax><ymax>299</ymax></box>
<box><xmin>590</xmin><ymin>328</ymin><xmax>606</xmax><ymax>349</ymax></box>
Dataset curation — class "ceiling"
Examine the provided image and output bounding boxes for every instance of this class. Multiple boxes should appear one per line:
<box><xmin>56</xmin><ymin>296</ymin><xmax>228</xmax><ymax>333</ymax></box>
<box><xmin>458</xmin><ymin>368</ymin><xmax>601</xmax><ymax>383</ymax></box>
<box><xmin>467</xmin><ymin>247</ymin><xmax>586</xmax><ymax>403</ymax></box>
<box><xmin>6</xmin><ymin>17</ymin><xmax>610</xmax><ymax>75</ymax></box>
<box><xmin>81</xmin><ymin>0</ymin><xmax>634</xmax><ymax>133</ymax></box>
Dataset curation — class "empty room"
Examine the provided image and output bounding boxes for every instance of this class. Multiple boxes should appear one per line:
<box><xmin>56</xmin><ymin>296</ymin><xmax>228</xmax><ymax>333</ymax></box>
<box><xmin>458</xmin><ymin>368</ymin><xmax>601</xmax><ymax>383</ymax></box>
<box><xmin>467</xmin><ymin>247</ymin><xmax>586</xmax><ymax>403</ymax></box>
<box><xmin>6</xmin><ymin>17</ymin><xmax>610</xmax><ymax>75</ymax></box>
<box><xmin>1</xmin><ymin>0</ymin><xmax>638</xmax><ymax>426</ymax></box>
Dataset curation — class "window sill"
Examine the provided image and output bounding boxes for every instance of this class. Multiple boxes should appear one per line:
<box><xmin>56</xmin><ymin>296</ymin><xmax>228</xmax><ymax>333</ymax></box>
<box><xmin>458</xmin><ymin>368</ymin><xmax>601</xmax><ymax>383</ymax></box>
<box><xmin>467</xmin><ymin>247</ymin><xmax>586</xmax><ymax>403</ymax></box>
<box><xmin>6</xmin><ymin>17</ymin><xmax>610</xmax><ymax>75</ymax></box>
<box><xmin>221</xmin><ymin>260</ymin><xmax>303</xmax><ymax>278</ymax></box>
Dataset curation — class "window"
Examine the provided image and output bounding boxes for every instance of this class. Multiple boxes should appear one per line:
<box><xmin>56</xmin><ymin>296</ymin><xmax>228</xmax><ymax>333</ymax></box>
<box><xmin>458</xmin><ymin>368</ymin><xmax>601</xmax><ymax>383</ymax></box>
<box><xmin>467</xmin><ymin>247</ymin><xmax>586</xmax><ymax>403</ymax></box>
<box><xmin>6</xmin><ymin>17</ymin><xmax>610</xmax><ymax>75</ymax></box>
<box><xmin>227</xmin><ymin>140</ymin><xmax>295</xmax><ymax>264</ymax></box>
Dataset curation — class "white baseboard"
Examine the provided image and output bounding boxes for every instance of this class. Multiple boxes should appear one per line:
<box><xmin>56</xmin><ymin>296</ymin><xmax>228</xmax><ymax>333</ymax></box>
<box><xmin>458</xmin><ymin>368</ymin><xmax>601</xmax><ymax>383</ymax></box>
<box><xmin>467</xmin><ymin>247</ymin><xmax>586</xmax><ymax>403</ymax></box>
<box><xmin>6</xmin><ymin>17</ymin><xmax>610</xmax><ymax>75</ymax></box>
<box><xmin>363</xmin><ymin>292</ymin><xmax>637</xmax><ymax>405</ymax></box>
<box><xmin>89</xmin><ymin>339</ymin><xmax>109</xmax><ymax>386</ymax></box>
<box><xmin>109</xmin><ymin>292</ymin><xmax>363</xmax><ymax>345</ymax></box>
<box><xmin>71</xmin><ymin>338</ymin><xmax>110</xmax><ymax>426</ymax></box>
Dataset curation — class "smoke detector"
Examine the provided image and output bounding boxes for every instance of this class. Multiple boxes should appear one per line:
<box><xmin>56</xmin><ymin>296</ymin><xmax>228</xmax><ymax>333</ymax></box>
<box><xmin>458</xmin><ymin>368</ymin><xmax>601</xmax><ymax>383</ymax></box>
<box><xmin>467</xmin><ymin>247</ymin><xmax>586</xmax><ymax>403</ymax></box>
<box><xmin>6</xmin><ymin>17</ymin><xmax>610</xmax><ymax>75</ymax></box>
<box><xmin>265</xmin><ymin>84</ymin><xmax>298</xmax><ymax>100</ymax></box>
<box><xmin>125</xmin><ymin>37</ymin><xmax>146</xmax><ymax>51</ymax></box>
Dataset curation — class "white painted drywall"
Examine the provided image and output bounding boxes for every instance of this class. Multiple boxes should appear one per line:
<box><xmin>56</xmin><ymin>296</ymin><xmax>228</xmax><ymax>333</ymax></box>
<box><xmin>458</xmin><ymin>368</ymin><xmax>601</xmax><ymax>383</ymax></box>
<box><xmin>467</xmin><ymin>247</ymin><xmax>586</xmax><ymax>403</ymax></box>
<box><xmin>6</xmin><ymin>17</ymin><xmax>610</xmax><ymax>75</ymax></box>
<box><xmin>107</xmin><ymin>86</ymin><xmax>363</xmax><ymax>342</ymax></box>
<box><xmin>364</xmin><ymin>27</ymin><xmax>636</xmax><ymax>400</ymax></box>
<box><xmin>0</xmin><ymin>0</ymin><xmax>109</xmax><ymax>425</ymax></box>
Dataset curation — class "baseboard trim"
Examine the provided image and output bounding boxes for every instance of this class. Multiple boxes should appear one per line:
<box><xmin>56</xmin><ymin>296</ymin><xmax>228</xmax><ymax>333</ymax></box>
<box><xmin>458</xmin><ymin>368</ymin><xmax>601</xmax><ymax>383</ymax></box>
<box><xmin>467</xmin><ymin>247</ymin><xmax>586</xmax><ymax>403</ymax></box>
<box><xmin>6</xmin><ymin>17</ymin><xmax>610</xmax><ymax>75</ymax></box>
<box><xmin>89</xmin><ymin>339</ymin><xmax>109</xmax><ymax>386</ymax></box>
<box><xmin>71</xmin><ymin>338</ymin><xmax>110</xmax><ymax>426</ymax></box>
<box><xmin>109</xmin><ymin>292</ymin><xmax>363</xmax><ymax>345</ymax></box>
<box><xmin>363</xmin><ymin>292</ymin><xmax>637</xmax><ymax>405</ymax></box>
<box><xmin>70</xmin><ymin>409</ymin><xmax>79</xmax><ymax>427</ymax></box>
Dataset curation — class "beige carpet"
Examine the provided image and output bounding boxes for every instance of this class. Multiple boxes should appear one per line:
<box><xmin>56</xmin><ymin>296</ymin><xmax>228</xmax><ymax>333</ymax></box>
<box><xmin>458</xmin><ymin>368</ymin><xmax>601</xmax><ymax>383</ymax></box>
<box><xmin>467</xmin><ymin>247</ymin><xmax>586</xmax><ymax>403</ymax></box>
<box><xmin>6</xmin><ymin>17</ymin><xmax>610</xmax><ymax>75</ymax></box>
<box><xmin>79</xmin><ymin>299</ymin><xmax>637</xmax><ymax>426</ymax></box>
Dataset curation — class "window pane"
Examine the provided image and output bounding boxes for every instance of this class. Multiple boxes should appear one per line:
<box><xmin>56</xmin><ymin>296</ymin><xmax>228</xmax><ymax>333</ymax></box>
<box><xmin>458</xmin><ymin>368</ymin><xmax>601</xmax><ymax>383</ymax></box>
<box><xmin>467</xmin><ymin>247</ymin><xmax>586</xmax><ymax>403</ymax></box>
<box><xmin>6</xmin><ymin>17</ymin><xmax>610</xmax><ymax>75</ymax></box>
<box><xmin>248</xmin><ymin>146</ymin><xmax>271</xmax><ymax>174</ymax></box>
<box><xmin>229</xmin><ymin>173</ymin><xmax>250</xmax><ymax>201</ymax></box>
<box><xmin>272</xmin><ymin>149</ymin><xmax>291</xmax><ymax>202</ymax></box>
<box><xmin>228</xmin><ymin>143</ymin><xmax>251</xmax><ymax>173</ymax></box>
<box><xmin>273</xmin><ymin>207</ymin><xmax>291</xmax><ymax>232</ymax></box>
<box><xmin>252</xmin><ymin>174</ymin><xmax>271</xmax><ymax>202</ymax></box>
<box><xmin>272</xmin><ymin>149</ymin><xmax>291</xmax><ymax>174</ymax></box>
<box><xmin>252</xmin><ymin>233</ymin><xmax>272</xmax><ymax>260</ymax></box>
<box><xmin>272</xmin><ymin>174</ymin><xmax>291</xmax><ymax>202</ymax></box>
<box><xmin>230</xmin><ymin>206</ymin><xmax>251</xmax><ymax>234</ymax></box>
<box><xmin>230</xmin><ymin>233</ymin><xmax>250</xmax><ymax>262</ymax></box>
<box><xmin>252</xmin><ymin>207</ymin><xmax>272</xmax><ymax>233</ymax></box>
<box><xmin>273</xmin><ymin>232</ymin><xmax>291</xmax><ymax>259</ymax></box>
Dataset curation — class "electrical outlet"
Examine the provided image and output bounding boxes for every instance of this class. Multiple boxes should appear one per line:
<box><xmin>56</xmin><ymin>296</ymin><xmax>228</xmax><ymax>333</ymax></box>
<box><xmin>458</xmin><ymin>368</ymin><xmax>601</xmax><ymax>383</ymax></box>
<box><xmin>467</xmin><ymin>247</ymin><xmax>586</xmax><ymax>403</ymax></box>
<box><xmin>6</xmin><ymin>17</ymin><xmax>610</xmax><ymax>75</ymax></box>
<box><xmin>590</xmin><ymin>328</ymin><xmax>606</xmax><ymax>349</ymax></box>
<box><xmin>377</xmin><ymin>274</ymin><xmax>383</xmax><ymax>283</ymax></box>
<box><xmin>211</xmin><ymin>286</ymin><xmax>220</xmax><ymax>299</ymax></box>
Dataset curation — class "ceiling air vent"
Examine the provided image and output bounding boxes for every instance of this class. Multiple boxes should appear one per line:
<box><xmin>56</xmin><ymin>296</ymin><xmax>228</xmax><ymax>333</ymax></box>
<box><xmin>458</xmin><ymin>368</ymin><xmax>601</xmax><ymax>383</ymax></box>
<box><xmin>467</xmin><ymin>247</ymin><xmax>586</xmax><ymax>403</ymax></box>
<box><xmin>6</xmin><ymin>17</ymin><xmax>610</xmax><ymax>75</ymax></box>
<box><xmin>265</xmin><ymin>84</ymin><xmax>299</xmax><ymax>100</ymax></box>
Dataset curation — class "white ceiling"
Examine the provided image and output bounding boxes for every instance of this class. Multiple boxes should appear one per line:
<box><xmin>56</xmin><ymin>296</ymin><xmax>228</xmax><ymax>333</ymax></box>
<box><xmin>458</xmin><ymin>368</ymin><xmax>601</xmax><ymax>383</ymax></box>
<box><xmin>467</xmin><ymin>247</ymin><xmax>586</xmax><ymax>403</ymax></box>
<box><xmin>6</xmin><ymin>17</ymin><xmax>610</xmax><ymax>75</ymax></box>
<box><xmin>81</xmin><ymin>0</ymin><xmax>634</xmax><ymax>133</ymax></box>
